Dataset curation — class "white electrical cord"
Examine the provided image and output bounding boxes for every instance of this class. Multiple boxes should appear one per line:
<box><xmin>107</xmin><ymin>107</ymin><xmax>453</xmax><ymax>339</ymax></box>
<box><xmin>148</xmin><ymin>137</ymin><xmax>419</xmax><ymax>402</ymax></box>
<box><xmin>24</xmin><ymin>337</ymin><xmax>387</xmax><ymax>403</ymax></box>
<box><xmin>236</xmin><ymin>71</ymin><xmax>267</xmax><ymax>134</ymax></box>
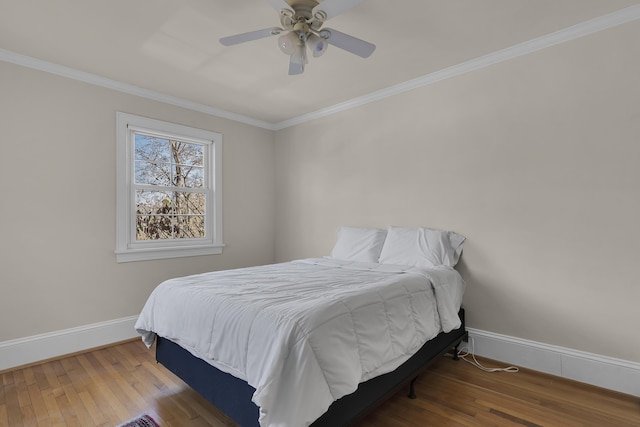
<box><xmin>454</xmin><ymin>336</ymin><xmax>519</xmax><ymax>373</ymax></box>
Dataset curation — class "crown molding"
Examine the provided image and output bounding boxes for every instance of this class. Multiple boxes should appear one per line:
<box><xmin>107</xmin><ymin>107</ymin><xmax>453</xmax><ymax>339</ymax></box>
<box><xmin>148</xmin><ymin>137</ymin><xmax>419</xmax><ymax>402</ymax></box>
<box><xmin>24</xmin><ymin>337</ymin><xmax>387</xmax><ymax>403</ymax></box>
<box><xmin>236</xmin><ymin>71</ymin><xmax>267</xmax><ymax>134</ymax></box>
<box><xmin>0</xmin><ymin>49</ymin><xmax>276</xmax><ymax>131</ymax></box>
<box><xmin>273</xmin><ymin>3</ymin><xmax>640</xmax><ymax>130</ymax></box>
<box><xmin>2</xmin><ymin>4</ymin><xmax>640</xmax><ymax>132</ymax></box>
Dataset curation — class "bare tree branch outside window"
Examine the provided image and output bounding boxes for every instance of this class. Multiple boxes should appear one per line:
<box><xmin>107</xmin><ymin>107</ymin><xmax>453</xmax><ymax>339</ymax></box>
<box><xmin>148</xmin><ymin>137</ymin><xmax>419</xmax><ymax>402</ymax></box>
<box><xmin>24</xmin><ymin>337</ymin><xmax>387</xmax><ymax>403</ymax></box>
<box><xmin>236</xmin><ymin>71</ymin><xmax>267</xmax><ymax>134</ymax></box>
<box><xmin>134</xmin><ymin>134</ymin><xmax>205</xmax><ymax>240</ymax></box>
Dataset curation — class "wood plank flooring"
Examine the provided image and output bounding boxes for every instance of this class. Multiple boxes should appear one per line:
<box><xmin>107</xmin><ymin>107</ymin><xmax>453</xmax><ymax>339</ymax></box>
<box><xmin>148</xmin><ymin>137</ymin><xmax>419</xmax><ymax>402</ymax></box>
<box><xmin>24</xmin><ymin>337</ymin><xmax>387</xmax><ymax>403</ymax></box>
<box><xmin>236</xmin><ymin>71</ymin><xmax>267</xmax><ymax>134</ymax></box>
<box><xmin>0</xmin><ymin>339</ymin><xmax>638</xmax><ymax>426</ymax></box>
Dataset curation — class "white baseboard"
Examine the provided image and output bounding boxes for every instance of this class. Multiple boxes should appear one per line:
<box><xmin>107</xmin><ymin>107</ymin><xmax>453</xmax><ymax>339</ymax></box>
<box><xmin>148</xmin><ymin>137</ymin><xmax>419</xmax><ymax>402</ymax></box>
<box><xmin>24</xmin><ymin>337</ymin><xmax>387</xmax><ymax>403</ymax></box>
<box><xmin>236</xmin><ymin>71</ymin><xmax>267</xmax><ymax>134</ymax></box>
<box><xmin>467</xmin><ymin>328</ymin><xmax>640</xmax><ymax>397</ymax></box>
<box><xmin>1</xmin><ymin>319</ymin><xmax>638</xmax><ymax>398</ymax></box>
<box><xmin>0</xmin><ymin>316</ymin><xmax>139</xmax><ymax>372</ymax></box>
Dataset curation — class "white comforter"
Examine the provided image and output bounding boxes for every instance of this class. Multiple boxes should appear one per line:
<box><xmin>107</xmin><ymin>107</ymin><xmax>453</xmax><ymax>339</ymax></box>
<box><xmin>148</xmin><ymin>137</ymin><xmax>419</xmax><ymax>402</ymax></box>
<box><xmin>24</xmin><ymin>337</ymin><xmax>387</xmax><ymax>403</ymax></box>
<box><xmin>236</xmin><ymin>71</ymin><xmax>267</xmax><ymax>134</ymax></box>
<box><xmin>135</xmin><ymin>258</ymin><xmax>465</xmax><ymax>427</ymax></box>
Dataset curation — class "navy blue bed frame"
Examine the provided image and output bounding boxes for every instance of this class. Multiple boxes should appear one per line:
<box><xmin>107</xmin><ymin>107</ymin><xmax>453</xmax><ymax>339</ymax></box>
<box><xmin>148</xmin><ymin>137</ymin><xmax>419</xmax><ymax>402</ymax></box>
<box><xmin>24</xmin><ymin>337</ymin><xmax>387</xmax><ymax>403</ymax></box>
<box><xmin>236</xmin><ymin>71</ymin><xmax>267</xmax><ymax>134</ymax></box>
<box><xmin>156</xmin><ymin>308</ymin><xmax>466</xmax><ymax>426</ymax></box>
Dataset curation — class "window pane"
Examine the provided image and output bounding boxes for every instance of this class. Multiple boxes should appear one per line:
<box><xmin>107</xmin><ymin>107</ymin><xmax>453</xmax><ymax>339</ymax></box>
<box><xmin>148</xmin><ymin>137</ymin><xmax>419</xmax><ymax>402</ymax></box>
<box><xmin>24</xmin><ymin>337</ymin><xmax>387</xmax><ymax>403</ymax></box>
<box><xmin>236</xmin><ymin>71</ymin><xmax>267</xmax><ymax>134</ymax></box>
<box><xmin>136</xmin><ymin>189</ymin><xmax>174</xmax><ymax>240</ymax></box>
<box><xmin>135</xmin><ymin>160</ymin><xmax>172</xmax><ymax>186</ymax></box>
<box><xmin>175</xmin><ymin>142</ymin><xmax>203</xmax><ymax>167</ymax></box>
<box><xmin>135</xmin><ymin>134</ymin><xmax>173</xmax><ymax>186</ymax></box>
<box><xmin>172</xmin><ymin>142</ymin><xmax>204</xmax><ymax>188</ymax></box>
<box><xmin>136</xmin><ymin>215</ymin><xmax>174</xmax><ymax>240</ymax></box>
<box><xmin>135</xmin><ymin>134</ymin><xmax>171</xmax><ymax>162</ymax></box>
<box><xmin>182</xmin><ymin>166</ymin><xmax>204</xmax><ymax>188</ymax></box>
<box><xmin>136</xmin><ymin>135</ymin><xmax>204</xmax><ymax>188</ymax></box>
<box><xmin>175</xmin><ymin>215</ymin><xmax>205</xmax><ymax>239</ymax></box>
<box><xmin>135</xmin><ymin>191</ymin><xmax>205</xmax><ymax>240</ymax></box>
<box><xmin>175</xmin><ymin>192</ymin><xmax>205</xmax><ymax>216</ymax></box>
<box><xmin>136</xmin><ymin>191</ymin><xmax>173</xmax><ymax>215</ymax></box>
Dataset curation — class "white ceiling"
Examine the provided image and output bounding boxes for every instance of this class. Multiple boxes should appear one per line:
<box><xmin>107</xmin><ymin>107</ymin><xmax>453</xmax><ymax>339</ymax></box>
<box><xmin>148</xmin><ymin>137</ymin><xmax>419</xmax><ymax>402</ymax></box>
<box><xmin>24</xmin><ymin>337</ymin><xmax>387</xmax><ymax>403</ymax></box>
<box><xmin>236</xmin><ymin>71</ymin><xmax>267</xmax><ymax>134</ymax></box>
<box><xmin>2</xmin><ymin>0</ymin><xmax>640</xmax><ymax>127</ymax></box>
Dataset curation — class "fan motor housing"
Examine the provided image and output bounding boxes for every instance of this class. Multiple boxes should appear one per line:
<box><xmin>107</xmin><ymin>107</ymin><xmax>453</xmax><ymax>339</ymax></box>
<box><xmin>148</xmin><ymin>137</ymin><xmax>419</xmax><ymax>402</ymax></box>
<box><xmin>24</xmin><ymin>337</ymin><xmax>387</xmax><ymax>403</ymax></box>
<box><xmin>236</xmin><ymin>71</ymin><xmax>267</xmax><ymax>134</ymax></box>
<box><xmin>287</xmin><ymin>0</ymin><xmax>318</xmax><ymax>19</ymax></box>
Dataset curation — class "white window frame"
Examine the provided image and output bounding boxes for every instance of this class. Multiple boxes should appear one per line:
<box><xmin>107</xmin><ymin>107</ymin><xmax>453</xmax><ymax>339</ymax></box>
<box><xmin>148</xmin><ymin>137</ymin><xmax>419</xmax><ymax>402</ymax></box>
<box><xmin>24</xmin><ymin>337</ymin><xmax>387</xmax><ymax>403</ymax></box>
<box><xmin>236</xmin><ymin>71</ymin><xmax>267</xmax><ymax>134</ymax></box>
<box><xmin>115</xmin><ymin>112</ymin><xmax>223</xmax><ymax>262</ymax></box>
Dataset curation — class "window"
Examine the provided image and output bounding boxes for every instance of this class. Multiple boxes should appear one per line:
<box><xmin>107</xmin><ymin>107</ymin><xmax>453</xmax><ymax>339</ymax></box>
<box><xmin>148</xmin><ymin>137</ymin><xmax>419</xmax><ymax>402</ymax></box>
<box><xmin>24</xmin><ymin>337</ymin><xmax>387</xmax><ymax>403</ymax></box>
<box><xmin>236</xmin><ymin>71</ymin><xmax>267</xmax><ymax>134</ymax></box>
<box><xmin>116</xmin><ymin>112</ymin><xmax>223</xmax><ymax>262</ymax></box>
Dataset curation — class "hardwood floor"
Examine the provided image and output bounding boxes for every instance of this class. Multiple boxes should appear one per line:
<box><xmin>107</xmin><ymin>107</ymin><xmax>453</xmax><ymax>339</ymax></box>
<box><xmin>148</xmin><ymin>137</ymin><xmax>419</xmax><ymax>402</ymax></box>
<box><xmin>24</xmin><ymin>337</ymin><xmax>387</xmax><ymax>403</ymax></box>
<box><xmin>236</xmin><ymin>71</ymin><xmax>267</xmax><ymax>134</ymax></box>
<box><xmin>0</xmin><ymin>340</ymin><xmax>638</xmax><ymax>426</ymax></box>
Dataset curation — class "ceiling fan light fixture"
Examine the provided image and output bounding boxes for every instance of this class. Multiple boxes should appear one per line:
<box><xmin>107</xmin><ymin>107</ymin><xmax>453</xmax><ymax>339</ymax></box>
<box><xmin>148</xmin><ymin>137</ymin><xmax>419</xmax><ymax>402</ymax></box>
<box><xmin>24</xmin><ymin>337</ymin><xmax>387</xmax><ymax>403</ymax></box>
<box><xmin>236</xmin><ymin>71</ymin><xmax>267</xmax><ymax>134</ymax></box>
<box><xmin>307</xmin><ymin>33</ymin><xmax>328</xmax><ymax>57</ymax></box>
<box><xmin>278</xmin><ymin>31</ymin><xmax>299</xmax><ymax>55</ymax></box>
<box><xmin>220</xmin><ymin>0</ymin><xmax>376</xmax><ymax>75</ymax></box>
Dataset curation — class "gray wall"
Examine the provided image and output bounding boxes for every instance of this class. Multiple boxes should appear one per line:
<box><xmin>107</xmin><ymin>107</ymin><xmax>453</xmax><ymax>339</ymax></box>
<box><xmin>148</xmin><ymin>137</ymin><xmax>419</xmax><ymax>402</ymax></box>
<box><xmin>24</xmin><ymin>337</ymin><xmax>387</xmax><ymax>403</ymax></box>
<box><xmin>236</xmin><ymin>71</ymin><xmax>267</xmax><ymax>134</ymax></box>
<box><xmin>274</xmin><ymin>20</ymin><xmax>640</xmax><ymax>363</ymax></box>
<box><xmin>0</xmin><ymin>62</ymin><xmax>276</xmax><ymax>341</ymax></box>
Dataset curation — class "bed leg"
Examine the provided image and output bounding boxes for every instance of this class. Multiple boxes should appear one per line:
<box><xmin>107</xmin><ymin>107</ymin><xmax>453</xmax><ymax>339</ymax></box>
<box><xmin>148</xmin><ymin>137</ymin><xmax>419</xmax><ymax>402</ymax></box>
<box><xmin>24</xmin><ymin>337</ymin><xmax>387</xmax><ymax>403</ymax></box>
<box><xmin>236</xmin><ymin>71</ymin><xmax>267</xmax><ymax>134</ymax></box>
<box><xmin>408</xmin><ymin>377</ymin><xmax>417</xmax><ymax>399</ymax></box>
<box><xmin>452</xmin><ymin>343</ymin><xmax>460</xmax><ymax>361</ymax></box>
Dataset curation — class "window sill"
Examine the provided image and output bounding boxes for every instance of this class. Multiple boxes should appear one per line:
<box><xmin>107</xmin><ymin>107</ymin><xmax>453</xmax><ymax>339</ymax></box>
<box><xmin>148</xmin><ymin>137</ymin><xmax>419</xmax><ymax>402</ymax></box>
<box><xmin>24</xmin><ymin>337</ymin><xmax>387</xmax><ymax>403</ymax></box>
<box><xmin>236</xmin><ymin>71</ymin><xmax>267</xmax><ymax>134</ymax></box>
<box><xmin>115</xmin><ymin>244</ymin><xmax>224</xmax><ymax>263</ymax></box>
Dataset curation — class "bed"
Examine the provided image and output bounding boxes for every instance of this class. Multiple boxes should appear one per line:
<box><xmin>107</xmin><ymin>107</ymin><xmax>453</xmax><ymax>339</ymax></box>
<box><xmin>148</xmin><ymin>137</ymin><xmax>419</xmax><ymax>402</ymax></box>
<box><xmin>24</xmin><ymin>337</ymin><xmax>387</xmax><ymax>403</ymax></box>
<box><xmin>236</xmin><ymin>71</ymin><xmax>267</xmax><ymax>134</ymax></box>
<box><xmin>135</xmin><ymin>226</ymin><xmax>468</xmax><ymax>426</ymax></box>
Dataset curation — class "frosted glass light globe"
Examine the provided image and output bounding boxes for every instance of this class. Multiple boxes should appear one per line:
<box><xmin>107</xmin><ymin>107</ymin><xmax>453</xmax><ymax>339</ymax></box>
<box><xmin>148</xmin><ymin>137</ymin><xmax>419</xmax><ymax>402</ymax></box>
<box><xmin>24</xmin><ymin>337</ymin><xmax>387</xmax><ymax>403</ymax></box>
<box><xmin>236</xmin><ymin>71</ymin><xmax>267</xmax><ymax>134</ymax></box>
<box><xmin>278</xmin><ymin>32</ymin><xmax>299</xmax><ymax>55</ymax></box>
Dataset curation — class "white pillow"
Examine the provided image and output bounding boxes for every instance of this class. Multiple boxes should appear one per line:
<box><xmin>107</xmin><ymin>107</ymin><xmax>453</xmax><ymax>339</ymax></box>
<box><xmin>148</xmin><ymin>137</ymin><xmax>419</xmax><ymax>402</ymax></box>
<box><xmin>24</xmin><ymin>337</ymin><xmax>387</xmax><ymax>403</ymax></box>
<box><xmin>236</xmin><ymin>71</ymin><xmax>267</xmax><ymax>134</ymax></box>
<box><xmin>378</xmin><ymin>226</ymin><xmax>465</xmax><ymax>268</ymax></box>
<box><xmin>329</xmin><ymin>227</ymin><xmax>388</xmax><ymax>263</ymax></box>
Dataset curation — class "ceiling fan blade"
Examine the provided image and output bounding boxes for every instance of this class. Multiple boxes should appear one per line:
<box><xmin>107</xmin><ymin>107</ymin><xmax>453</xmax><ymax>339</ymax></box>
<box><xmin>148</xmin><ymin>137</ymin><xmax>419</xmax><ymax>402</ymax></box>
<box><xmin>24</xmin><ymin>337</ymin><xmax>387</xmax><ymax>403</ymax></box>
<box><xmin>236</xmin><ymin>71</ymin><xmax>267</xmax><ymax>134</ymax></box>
<box><xmin>288</xmin><ymin>57</ymin><xmax>304</xmax><ymax>75</ymax></box>
<box><xmin>323</xmin><ymin>28</ymin><xmax>375</xmax><ymax>58</ymax></box>
<box><xmin>312</xmin><ymin>0</ymin><xmax>365</xmax><ymax>21</ymax></box>
<box><xmin>288</xmin><ymin>45</ymin><xmax>306</xmax><ymax>75</ymax></box>
<box><xmin>219</xmin><ymin>27</ymin><xmax>283</xmax><ymax>46</ymax></box>
<box><xmin>266</xmin><ymin>0</ymin><xmax>293</xmax><ymax>13</ymax></box>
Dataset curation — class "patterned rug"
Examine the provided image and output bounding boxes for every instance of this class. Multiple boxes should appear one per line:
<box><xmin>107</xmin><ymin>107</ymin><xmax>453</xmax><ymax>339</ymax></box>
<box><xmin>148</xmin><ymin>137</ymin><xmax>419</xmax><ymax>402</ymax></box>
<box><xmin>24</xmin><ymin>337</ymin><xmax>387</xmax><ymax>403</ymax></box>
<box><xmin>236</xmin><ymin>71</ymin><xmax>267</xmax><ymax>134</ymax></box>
<box><xmin>117</xmin><ymin>414</ymin><xmax>159</xmax><ymax>427</ymax></box>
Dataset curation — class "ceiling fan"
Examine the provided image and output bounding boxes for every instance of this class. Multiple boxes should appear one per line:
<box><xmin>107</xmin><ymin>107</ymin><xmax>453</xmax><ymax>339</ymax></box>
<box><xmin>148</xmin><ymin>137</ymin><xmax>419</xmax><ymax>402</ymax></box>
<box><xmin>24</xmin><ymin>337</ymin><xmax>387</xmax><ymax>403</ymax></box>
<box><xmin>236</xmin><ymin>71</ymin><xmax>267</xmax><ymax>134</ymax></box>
<box><xmin>219</xmin><ymin>0</ymin><xmax>376</xmax><ymax>75</ymax></box>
